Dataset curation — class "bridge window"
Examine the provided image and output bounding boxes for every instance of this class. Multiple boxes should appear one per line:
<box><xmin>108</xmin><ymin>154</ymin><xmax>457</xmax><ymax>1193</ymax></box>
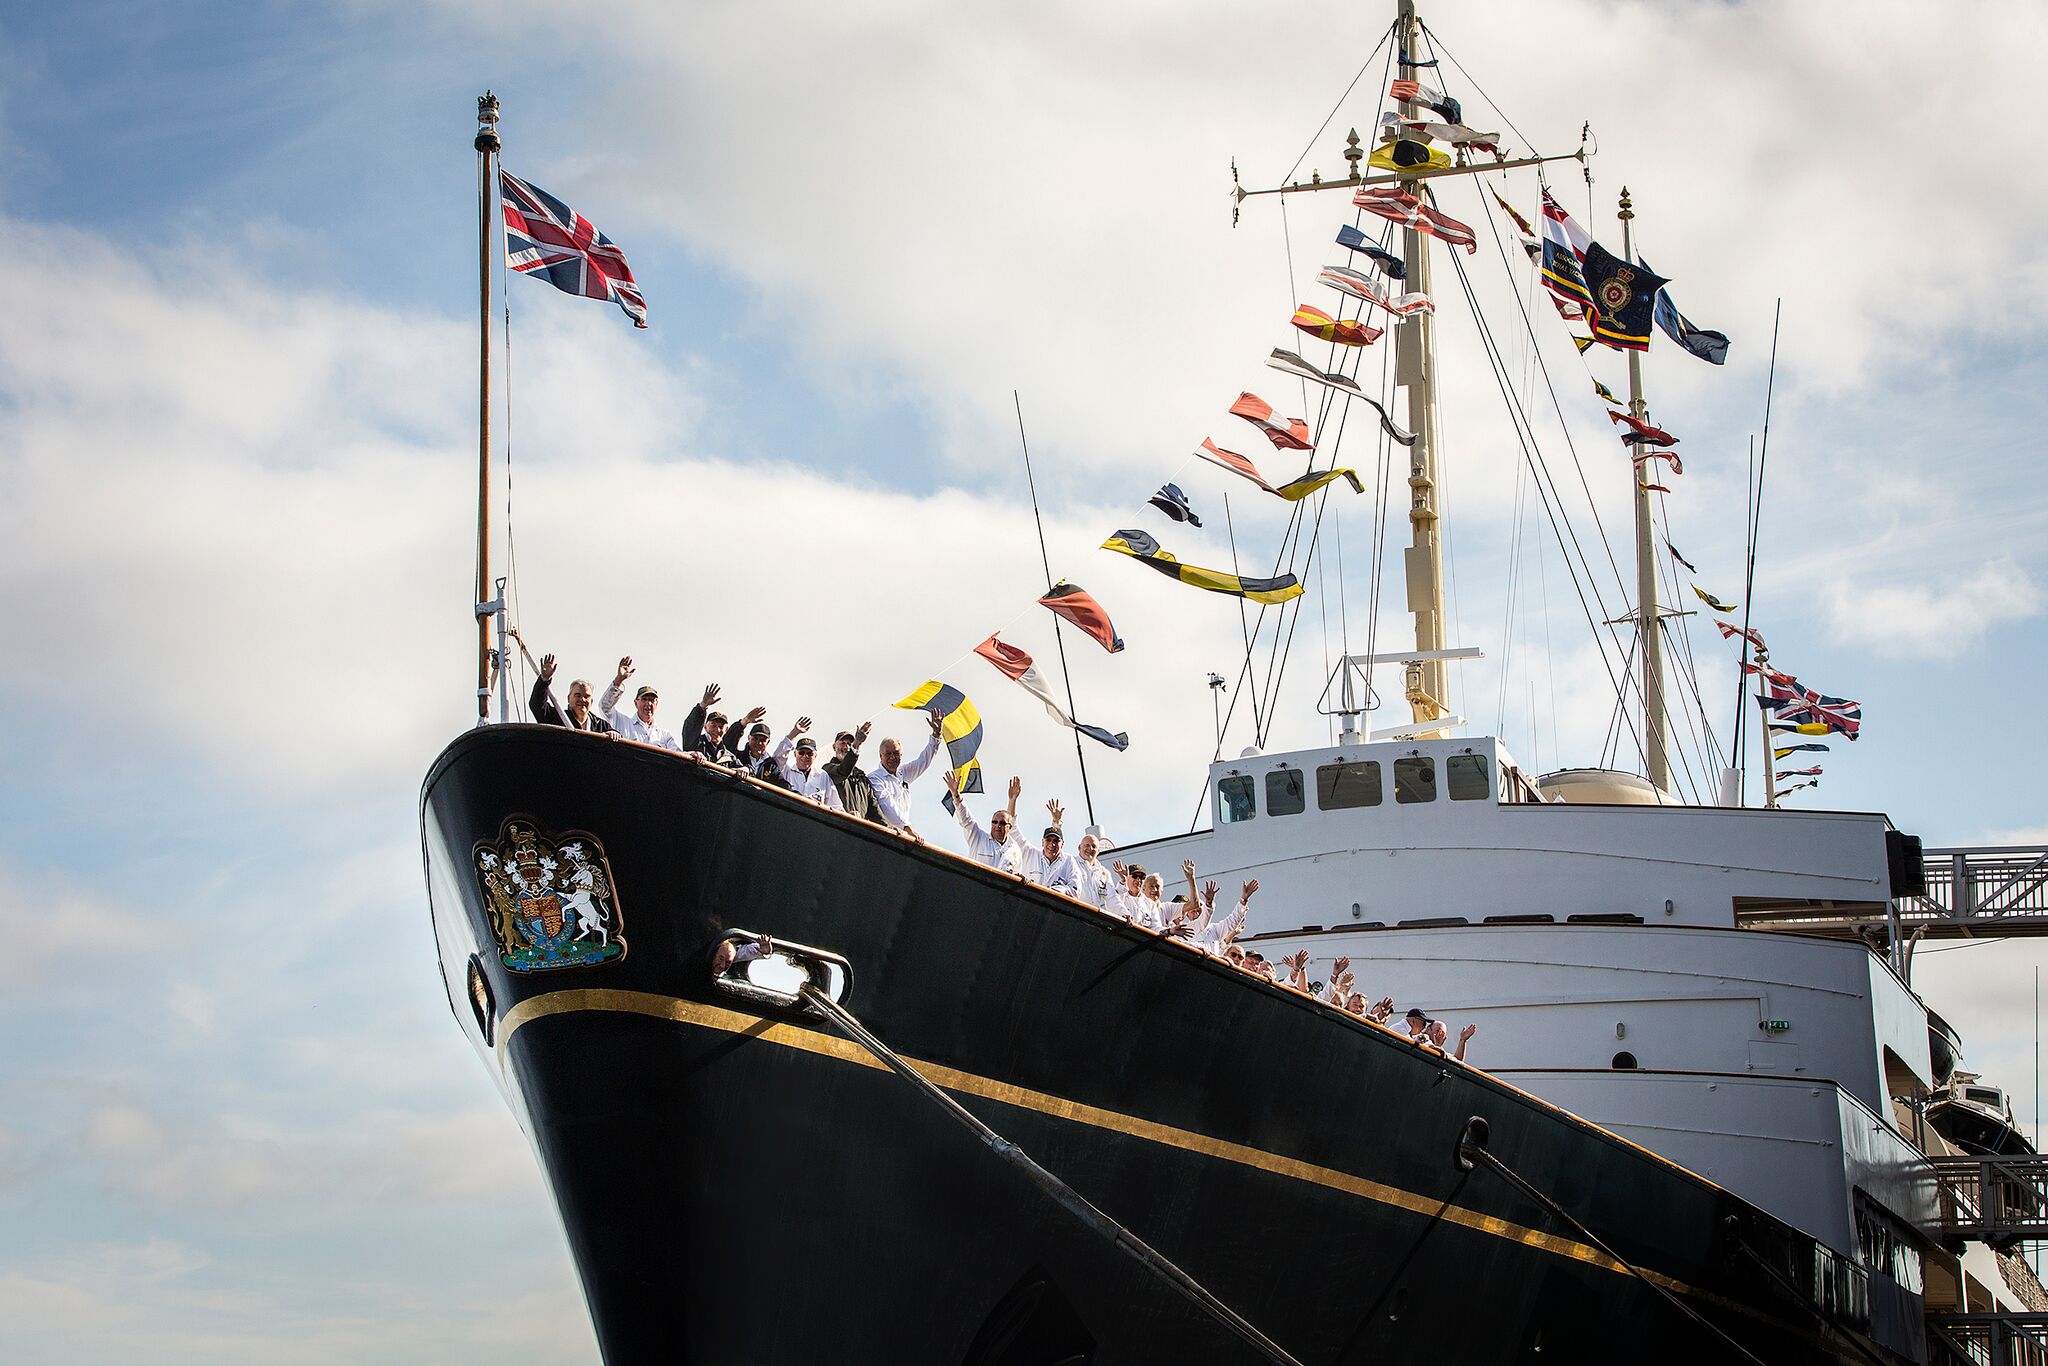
<box><xmin>1394</xmin><ymin>756</ymin><xmax>1436</xmax><ymax>804</ymax></box>
<box><xmin>1266</xmin><ymin>768</ymin><xmax>1306</xmax><ymax>817</ymax></box>
<box><xmin>1317</xmin><ymin>761</ymin><xmax>1383</xmax><ymax>810</ymax></box>
<box><xmin>1217</xmin><ymin>774</ymin><xmax>1256</xmax><ymax>825</ymax></box>
<box><xmin>1447</xmin><ymin>754</ymin><xmax>1490</xmax><ymax>801</ymax></box>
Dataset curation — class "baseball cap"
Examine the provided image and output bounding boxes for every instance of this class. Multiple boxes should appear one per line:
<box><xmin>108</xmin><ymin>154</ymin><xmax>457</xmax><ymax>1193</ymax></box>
<box><xmin>707</xmin><ymin>711</ymin><xmax>728</xmax><ymax>726</ymax></box>
<box><xmin>748</xmin><ymin>722</ymin><xmax>771</xmax><ymax>738</ymax></box>
<box><xmin>834</xmin><ymin>729</ymin><xmax>856</xmax><ymax>743</ymax></box>
<box><xmin>794</xmin><ymin>737</ymin><xmax>817</xmax><ymax>753</ymax></box>
<box><xmin>634</xmin><ymin>685</ymin><xmax>658</xmax><ymax>700</ymax></box>
<box><xmin>1043</xmin><ymin>826</ymin><xmax>1063</xmax><ymax>841</ymax></box>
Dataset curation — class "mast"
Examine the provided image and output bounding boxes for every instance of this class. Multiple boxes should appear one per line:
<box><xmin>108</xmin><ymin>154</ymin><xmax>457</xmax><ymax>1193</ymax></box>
<box><xmin>1618</xmin><ymin>187</ymin><xmax>1671</xmax><ymax>792</ymax></box>
<box><xmin>1395</xmin><ymin>0</ymin><xmax>1451</xmax><ymax>734</ymax></box>
<box><xmin>474</xmin><ymin>93</ymin><xmax>501</xmax><ymax>724</ymax></box>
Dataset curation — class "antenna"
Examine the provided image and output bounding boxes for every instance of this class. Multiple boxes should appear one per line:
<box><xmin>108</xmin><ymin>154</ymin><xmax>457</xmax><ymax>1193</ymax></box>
<box><xmin>1013</xmin><ymin>392</ymin><xmax>1096</xmax><ymax>828</ymax></box>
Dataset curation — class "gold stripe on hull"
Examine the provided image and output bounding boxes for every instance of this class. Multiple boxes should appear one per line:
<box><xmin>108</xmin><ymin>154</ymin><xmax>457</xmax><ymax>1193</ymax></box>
<box><xmin>497</xmin><ymin>988</ymin><xmax>1694</xmax><ymax>1292</ymax></box>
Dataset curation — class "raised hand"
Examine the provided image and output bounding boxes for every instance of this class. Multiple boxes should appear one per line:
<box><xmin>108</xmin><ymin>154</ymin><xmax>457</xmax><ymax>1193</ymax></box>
<box><xmin>1334</xmin><ymin>956</ymin><xmax>1351</xmax><ymax>974</ymax></box>
<box><xmin>1240</xmin><ymin>878</ymin><xmax>1259</xmax><ymax>902</ymax></box>
<box><xmin>854</xmin><ymin>721</ymin><xmax>872</xmax><ymax>745</ymax></box>
<box><xmin>792</xmin><ymin>715</ymin><xmax>813</xmax><ymax>737</ymax></box>
<box><xmin>614</xmin><ymin>656</ymin><xmax>634</xmax><ymax>685</ymax></box>
<box><xmin>928</xmin><ymin>710</ymin><xmax>944</xmax><ymax>738</ymax></box>
<box><xmin>741</xmin><ymin>705</ymin><xmax>767</xmax><ymax>725</ymax></box>
<box><xmin>1182</xmin><ymin>858</ymin><xmax>1196</xmax><ymax>880</ymax></box>
<box><xmin>1460</xmin><ymin>1023</ymin><xmax>1478</xmax><ymax>1043</ymax></box>
<box><xmin>700</xmin><ymin>683</ymin><xmax>721</xmax><ymax>710</ymax></box>
<box><xmin>1047</xmin><ymin>799</ymin><xmax>1064</xmax><ymax>827</ymax></box>
<box><xmin>1202</xmin><ymin>879</ymin><xmax>1219</xmax><ymax>906</ymax></box>
<box><xmin>1112</xmin><ymin>860</ymin><xmax>1127</xmax><ymax>880</ymax></box>
<box><xmin>539</xmin><ymin>652</ymin><xmax>558</xmax><ymax>682</ymax></box>
<box><xmin>1007</xmin><ymin>775</ymin><xmax>1023</xmax><ymax>802</ymax></box>
<box><xmin>943</xmin><ymin>768</ymin><xmax>962</xmax><ymax>797</ymax></box>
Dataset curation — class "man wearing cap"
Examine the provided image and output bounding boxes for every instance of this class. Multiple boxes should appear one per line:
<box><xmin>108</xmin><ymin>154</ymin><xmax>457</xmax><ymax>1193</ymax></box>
<box><xmin>824</xmin><ymin>722</ymin><xmax>889</xmax><ymax>825</ymax></box>
<box><xmin>1014</xmin><ymin>799</ymin><xmax>1080</xmax><ymax>896</ymax></box>
<box><xmin>738</xmin><ymin>721</ymin><xmax>792</xmax><ymax>790</ymax></box>
<box><xmin>771</xmin><ymin>716</ymin><xmax>844</xmax><ymax>809</ymax></box>
<box><xmin>1108</xmin><ymin>860</ymin><xmax>1162</xmax><ymax>929</ymax></box>
<box><xmin>870</xmin><ymin>711</ymin><xmax>944</xmax><ymax>835</ymax></box>
<box><xmin>598</xmin><ymin>656</ymin><xmax>683</xmax><ymax>750</ymax></box>
<box><xmin>678</xmin><ymin>683</ymin><xmax>763</xmax><ymax>768</ymax></box>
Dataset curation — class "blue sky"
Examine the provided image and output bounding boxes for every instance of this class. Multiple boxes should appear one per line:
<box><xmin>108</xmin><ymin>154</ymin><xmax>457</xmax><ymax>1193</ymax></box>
<box><xmin>4</xmin><ymin>1</ymin><xmax>2047</xmax><ymax>1359</ymax></box>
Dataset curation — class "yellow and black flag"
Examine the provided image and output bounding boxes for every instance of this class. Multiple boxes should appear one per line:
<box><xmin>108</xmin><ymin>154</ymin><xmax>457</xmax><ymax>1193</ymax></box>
<box><xmin>1101</xmin><ymin>529</ymin><xmax>1303</xmax><ymax>604</ymax></box>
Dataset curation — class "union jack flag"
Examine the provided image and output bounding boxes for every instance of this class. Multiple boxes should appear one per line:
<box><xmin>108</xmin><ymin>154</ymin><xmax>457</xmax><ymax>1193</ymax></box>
<box><xmin>1757</xmin><ymin>670</ymin><xmax>1863</xmax><ymax>739</ymax></box>
<box><xmin>500</xmin><ymin>170</ymin><xmax>648</xmax><ymax>328</ymax></box>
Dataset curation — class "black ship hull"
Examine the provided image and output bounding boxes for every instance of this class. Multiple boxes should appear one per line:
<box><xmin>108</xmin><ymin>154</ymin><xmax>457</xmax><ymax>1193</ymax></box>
<box><xmin>422</xmin><ymin>726</ymin><xmax>1899</xmax><ymax>1364</ymax></box>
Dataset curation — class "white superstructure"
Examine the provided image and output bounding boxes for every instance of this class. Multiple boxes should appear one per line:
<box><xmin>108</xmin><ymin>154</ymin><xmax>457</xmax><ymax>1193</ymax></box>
<box><xmin>1117</xmin><ymin>733</ymin><xmax>1950</xmax><ymax>1280</ymax></box>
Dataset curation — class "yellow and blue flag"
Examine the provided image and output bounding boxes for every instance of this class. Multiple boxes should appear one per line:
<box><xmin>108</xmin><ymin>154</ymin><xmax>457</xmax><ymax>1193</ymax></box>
<box><xmin>894</xmin><ymin>680</ymin><xmax>984</xmax><ymax>806</ymax></box>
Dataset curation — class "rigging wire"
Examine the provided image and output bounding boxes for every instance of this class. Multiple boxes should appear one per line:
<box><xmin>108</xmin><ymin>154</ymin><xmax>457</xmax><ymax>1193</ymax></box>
<box><xmin>500</xmin><ymin>254</ymin><xmax>529</xmax><ymax>712</ymax></box>
<box><xmin>1732</xmin><ymin>302</ymin><xmax>1784</xmax><ymax>772</ymax></box>
<box><xmin>1443</xmin><ymin>205</ymin><xmax>1651</xmax><ymax>772</ymax></box>
<box><xmin>1416</xmin><ymin>23</ymin><xmax>1541</xmax><ymax>157</ymax></box>
<box><xmin>1280</xmin><ymin>21</ymin><xmax>1399</xmax><ymax>185</ymax></box>
<box><xmin>1469</xmin><ymin>183</ymin><xmax>1634</xmax><ymax>613</ymax></box>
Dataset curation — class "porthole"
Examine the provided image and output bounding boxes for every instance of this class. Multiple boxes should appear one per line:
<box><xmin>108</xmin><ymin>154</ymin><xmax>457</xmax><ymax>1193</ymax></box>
<box><xmin>1612</xmin><ymin>1051</ymin><xmax>1638</xmax><ymax>1070</ymax></box>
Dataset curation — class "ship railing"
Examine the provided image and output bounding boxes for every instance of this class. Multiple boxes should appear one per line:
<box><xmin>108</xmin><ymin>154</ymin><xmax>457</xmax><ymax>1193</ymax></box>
<box><xmin>1926</xmin><ymin>1313</ymin><xmax>2048</xmax><ymax>1366</ymax></box>
<box><xmin>1930</xmin><ymin>1156</ymin><xmax>2048</xmax><ymax>1247</ymax></box>
<box><xmin>1908</xmin><ymin>847</ymin><xmax>2048</xmax><ymax>930</ymax></box>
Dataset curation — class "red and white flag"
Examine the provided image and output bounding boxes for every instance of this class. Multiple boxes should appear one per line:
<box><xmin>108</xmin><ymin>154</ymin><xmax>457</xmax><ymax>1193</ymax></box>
<box><xmin>1353</xmin><ymin>185</ymin><xmax>1477</xmax><ymax>253</ymax></box>
<box><xmin>974</xmin><ymin>635</ymin><xmax>1129</xmax><ymax>751</ymax></box>
<box><xmin>1229</xmin><ymin>392</ymin><xmax>1314</xmax><ymax>451</ymax></box>
<box><xmin>1317</xmin><ymin>265</ymin><xmax>1435</xmax><ymax>316</ymax></box>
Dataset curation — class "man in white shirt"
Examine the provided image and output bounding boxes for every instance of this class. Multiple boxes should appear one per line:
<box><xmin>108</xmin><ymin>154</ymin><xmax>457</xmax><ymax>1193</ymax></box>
<box><xmin>1108</xmin><ymin>861</ymin><xmax>1162</xmax><ymax>930</ymax></box>
<box><xmin>1071</xmin><ymin>833</ymin><xmax>1117</xmax><ymax>912</ymax></box>
<box><xmin>772</xmin><ymin>717</ymin><xmax>844</xmax><ymax>809</ymax></box>
<box><xmin>1014</xmin><ymin>804</ymin><xmax>1080</xmax><ymax>896</ymax></box>
<box><xmin>946</xmin><ymin>770</ymin><xmax>1024</xmax><ymax>869</ymax></box>
<box><xmin>871</xmin><ymin>712</ymin><xmax>943</xmax><ymax>835</ymax></box>
<box><xmin>598</xmin><ymin>656</ymin><xmax>683</xmax><ymax>750</ymax></box>
<box><xmin>1196</xmin><ymin>879</ymin><xmax>1258</xmax><ymax>955</ymax></box>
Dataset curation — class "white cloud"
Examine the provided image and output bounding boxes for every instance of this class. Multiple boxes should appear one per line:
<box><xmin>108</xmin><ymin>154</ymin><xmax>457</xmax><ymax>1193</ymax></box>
<box><xmin>0</xmin><ymin>861</ymin><xmax>157</xmax><ymax>989</ymax></box>
<box><xmin>1822</xmin><ymin>557</ymin><xmax>2040</xmax><ymax>659</ymax></box>
<box><xmin>406</xmin><ymin>0</ymin><xmax>2048</xmax><ymax>476</ymax></box>
<box><xmin>74</xmin><ymin>1098</ymin><xmax>538</xmax><ymax>1212</ymax></box>
<box><xmin>0</xmin><ymin>1237</ymin><xmax>592</xmax><ymax>1366</ymax></box>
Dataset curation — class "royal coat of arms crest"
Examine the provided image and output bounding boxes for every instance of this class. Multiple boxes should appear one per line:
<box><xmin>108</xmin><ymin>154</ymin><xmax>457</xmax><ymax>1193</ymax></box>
<box><xmin>473</xmin><ymin>819</ymin><xmax>626</xmax><ymax>972</ymax></box>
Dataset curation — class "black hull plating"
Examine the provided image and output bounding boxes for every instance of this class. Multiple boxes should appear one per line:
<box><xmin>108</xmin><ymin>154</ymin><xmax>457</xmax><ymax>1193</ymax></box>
<box><xmin>422</xmin><ymin>727</ymin><xmax>1886</xmax><ymax>1365</ymax></box>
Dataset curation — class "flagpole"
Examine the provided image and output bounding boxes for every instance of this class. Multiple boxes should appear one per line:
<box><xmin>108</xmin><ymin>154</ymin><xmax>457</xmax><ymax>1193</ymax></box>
<box><xmin>1013</xmin><ymin>391</ymin><xmax>1097</xmax><ymax>829</ymax></box>
<box><xmin>1618</xmin><ymin>187</ymin><xmax>1671</xmax><ymax>794</ymax></box>
<box><xmin>474</xmin><ymin>93</ymin><xmax>502</xmax><ymax>724</ymax></box>
<box><xmin>1755</xmin><ymin>638</ymin><xmax>1780</xmax><ymax>811</ymax></box>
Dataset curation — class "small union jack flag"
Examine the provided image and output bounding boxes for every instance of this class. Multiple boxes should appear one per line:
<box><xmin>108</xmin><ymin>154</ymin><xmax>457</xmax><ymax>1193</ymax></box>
<box><xmin>500</xmin><ymin>170</ymin><xmax>647</xmax><ymax>328</ymax></box>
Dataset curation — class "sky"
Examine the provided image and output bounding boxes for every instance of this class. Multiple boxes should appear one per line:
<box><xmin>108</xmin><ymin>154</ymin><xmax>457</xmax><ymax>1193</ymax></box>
<box><xmin>3</xmin><ymin>0</ymin><xmax>2047</xmax><ymax>1359</ymax></box>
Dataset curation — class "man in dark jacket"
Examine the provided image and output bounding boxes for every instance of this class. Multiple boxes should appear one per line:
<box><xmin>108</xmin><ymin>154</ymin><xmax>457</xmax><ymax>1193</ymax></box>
<box><xmin>825</xmin><ymin>723</ymin><xmax>889</xmax><ymax>825</ymax></box>
<box><xmin>737</xmin><ymin>722</ymin><xmax>792</xmax><ymax>790</ymax></box>
<box><xmin>528</xmin><ymin>652</ymin><xmax>616</xmax><ymax>734</ymax></box>
<box><xmin>677</xmin><ymin>683</ymin><xmax>764</xmax><ymax>768</ymax></box>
